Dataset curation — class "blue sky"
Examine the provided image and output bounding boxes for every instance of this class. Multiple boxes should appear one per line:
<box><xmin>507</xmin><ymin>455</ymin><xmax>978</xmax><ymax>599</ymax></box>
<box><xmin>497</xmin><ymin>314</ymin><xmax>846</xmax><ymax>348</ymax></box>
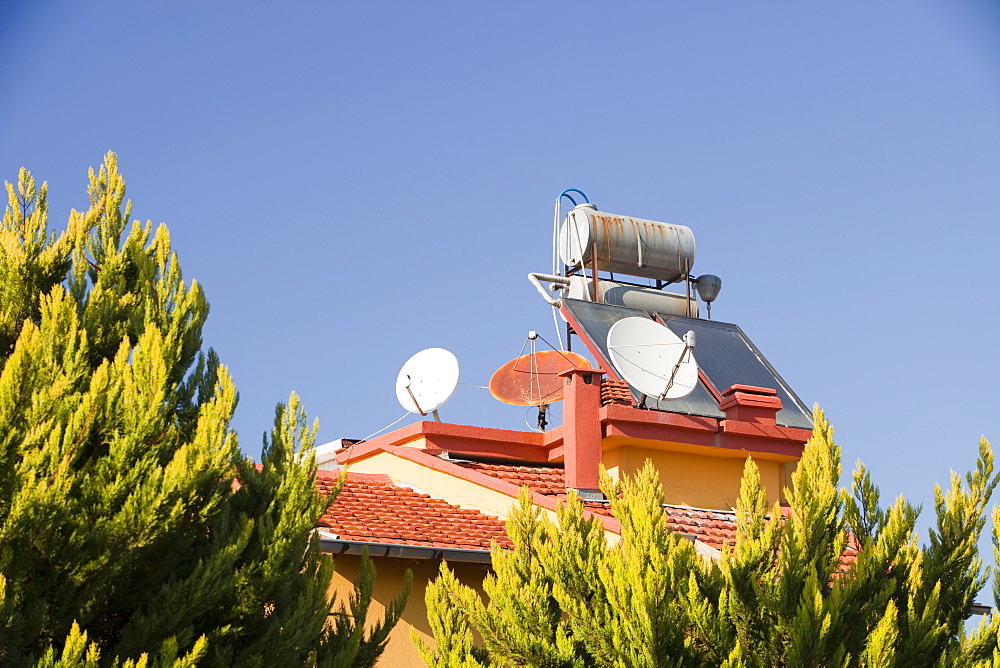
<box><xmin>2</xmin><ymin>2</ymin><xmax>999</xmax><ymax>525</ymax></box>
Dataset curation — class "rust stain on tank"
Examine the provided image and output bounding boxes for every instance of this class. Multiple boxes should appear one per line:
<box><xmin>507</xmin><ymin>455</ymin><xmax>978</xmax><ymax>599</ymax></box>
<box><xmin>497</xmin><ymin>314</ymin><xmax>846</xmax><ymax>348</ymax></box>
<box><xmin>572</xmin><ymin>208</ymin><xmax>694</xmax><ymax>282</ymax></box>
<box><xmin>593</xmin><ymin>214</ymin><xmax>624</xmax><ymax>263</ymax></box>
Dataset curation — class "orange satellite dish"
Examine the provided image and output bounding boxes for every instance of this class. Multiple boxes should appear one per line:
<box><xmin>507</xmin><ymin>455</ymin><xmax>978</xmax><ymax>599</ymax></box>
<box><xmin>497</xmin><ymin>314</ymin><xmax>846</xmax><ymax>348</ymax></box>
<box><xmin>489</xmin><ymin>350</ymin><xmax>592</xmax><ymax>406</ymax></box>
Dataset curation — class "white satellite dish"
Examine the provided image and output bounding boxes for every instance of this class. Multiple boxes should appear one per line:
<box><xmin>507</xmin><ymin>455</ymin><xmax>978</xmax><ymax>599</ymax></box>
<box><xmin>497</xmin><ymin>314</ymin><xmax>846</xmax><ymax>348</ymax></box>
<box><xmin>606</xmin><ymin>317</ymin><xmax>698</xmax><ymax>401</ymax></box>
<box><xmin>395</xmin><ymin>348</ymin><xmax>460</xmax><ymax>421</ymax></box>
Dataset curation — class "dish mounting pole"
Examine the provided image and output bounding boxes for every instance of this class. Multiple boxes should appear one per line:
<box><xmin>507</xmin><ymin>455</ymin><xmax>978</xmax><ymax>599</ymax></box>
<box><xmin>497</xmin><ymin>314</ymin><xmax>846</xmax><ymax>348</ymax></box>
<box><xmin>684</xmin><ymin>258</ymin><xmax>692</xmax><ymax>317</ymax></box>
<box><xmin>591</xmin><ymin>241</ymin><xmax>600</xmax><ymax>302</ymax></box>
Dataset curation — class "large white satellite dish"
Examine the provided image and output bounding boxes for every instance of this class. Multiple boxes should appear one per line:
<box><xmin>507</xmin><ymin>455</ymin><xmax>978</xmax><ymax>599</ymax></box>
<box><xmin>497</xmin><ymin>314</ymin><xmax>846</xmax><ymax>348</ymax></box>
<box><xmin>606</xmin><ymin>317</ymin><xmax>698</xmax><ymax>401</ymax></box>
<box><xmin>395</xmin><ymin>348</ymin><xmax>460</xmax><ymax>421</ymax></box>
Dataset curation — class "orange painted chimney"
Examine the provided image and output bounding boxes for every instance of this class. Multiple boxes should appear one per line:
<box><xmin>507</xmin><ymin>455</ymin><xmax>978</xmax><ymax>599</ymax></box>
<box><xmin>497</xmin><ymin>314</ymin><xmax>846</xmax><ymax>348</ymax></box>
<box><xmin>719</xmin><ymin>384</ymin><xmax>782</xmax><ymax>425</ymax></box>
<box><xmin>559</xmin><ymin>367</ymin><xmax>605</xmax><ymax>493</ymax></box>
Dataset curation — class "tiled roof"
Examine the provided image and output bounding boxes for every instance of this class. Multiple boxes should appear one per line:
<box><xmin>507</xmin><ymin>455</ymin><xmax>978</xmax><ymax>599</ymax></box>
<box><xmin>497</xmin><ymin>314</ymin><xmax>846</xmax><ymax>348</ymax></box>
<box><xmin>317</xmin><ymin>471</ymin><xmax>513</xmax><ymax>551</ymax></box>
<box><xmin>661</xmin><ymin>506</ymin><xmax>737</xmax><ymax>551</ymax></box>
<box><xmin>451</xmin><ymin>461</ymin><xmax>738</xmax><ymax>551</ymax></box>
<box><xmin>449</xmin><ymin>462</ymin><xmax>861</xmax><ymax>561</ymax></box>
<box><xmin>601</xmin><ymin>379</ymin><xmax>633</xmax><ymax>407</ymax></box>
<box><xmin>454</xmin><ymin>461</ymin><xmax>566</xmax><ymax>495</ymax></box>
<box><xmin>839</xmin><ymin>533</ymin><xmax>860</xmax><ymax>572</ymax></box>
<box><xmin>316</xmin><ymin>463</ymin><xmax>857</xmax><ymax>569</ymax></box>
<box><xmin>540</xmin><ymin>493</ymin><xmax>738</xmax><ymax>551</ymax></box>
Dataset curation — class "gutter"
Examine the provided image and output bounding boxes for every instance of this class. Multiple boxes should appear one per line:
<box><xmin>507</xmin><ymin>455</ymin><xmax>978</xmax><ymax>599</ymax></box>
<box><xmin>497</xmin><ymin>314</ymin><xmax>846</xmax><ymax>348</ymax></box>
<box><xmin>321</xmin><ymin>533</ymin><xmax>709</xmax><ymax>564</ymax></box>
<box><xmin>320</xmin><ymin>538</ymin><xmax>493</xmax><ymax>564</ymax></box>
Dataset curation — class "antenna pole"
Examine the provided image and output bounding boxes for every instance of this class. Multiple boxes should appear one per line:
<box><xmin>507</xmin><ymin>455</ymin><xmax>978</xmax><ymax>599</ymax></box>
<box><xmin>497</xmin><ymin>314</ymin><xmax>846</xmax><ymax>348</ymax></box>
<box><xmin>552</xmin><ymin>200</ymin><xmax>565</xmax><ymax>350</ymax></box>
<box><xmin>684</xmin><ymin>259</ymin><xmax>692</xmax><ymax>317</ymax></box>
<box><xmin>591</xmin><ymin>241</ymin><xmax>600</xmax><ymax>302</ymax></box>
<box><xmin>431</xmin><ymin>409</ymin><xmax>441</xmax><ymax>422</ymax></box>
<box><xmin>552</xmin><ymin>201</ymin><xmax>560</xmax><ymax>278</ymax></box>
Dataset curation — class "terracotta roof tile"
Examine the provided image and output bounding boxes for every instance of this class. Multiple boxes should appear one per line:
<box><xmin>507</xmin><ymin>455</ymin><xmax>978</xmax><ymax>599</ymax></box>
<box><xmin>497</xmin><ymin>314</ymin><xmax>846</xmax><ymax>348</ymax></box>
<box><xmin>316</xmin><ymin>462</ymin><xmax>855</xmax><ymax>570</ymax></box>
<box><xmin>447</xmin><ymin>462</ymin><xmax>855</xmax><ymax>567</ymax></box>
<box><xmin>659</xmin><ymin>506</ymin><xmax>739</xmax><ymax>551</ymax></box>
<box><xmin>318</xmin><ymin>471</ymin><xmax>513</xmax><ymax>551</ymax></box>
<box><xmin>601</xmin><ymin>379</ymin><xmax>634</xmax><ymax>407</ymax></box>
<box><xmin>454</xmin><ymin>461</ymin><xmax>566</xmax><ymax>495</ymax></box>
<box><xmin>837</xmin><ymin>533</ymin><xmax>860</xmax><ymax>573</ymax></box>
<box><xmin>447</xmin><ymin>462</ymin><xmax>742</xmax><ymax>550</ymax></box>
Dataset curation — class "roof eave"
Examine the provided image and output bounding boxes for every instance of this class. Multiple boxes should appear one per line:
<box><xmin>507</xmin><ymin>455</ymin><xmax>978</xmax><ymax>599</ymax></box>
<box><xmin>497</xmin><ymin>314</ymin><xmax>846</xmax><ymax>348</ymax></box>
<box><xmin>320</xmin><ymin>538</ymin><xmax>493</xmax><ymax>564</ymax></box>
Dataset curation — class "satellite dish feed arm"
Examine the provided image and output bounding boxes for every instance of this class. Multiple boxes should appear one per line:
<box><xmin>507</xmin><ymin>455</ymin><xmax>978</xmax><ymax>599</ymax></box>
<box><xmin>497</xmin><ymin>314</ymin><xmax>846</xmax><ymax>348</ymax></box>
<box><xmin>659</xmin><ymin>331</ymin><xmax>696</xmax><ymax>401</ymax></box>
<box><xmin>404</xmin><ymin>376</ymin><xmax>427</xmax><ymax>416</ymax></box>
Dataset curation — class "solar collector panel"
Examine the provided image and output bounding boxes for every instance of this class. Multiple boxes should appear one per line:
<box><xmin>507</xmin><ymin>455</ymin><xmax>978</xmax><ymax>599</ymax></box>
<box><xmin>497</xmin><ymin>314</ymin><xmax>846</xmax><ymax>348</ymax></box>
<box><xmin>656</xmin><ymin>315</ymin><xmax>813</xmax><ymax>430</ymax></box>
<box><xmin>561</xmin><ymin>299</ymin><xmax>724</xmax><ymax>419</ymax></box>
<box><xmin>560</xmin><ymin>298</ymin><xmax>812</xmax><ymax>430</ymax></box>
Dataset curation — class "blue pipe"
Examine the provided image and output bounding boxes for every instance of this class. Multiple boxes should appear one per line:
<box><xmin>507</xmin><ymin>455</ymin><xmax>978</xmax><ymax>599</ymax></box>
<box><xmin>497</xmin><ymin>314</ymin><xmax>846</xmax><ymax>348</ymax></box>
<box><xmin>558</xmin><ymin>188</ymin><xmax>589</xmax><ymax>206</ymax></box>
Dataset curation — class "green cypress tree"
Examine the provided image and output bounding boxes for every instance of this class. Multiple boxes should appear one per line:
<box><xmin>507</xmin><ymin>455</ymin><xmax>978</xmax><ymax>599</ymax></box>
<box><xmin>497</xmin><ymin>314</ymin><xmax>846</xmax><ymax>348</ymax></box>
<box><xmin>424</xmin><ymin>406</ymin><xmax>1000</xmax><ymax>666</ymax></box>
<box><xmin>0</xmin><ymin>154</ymin><xmax>407</xmax><ymax>666</ymax></box>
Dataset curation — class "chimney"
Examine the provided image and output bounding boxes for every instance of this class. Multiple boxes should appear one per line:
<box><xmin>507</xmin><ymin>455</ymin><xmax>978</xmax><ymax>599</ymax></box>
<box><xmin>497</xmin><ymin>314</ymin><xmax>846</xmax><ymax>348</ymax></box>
<box><xmin>719</xmin><ymin>384</ymin><xmax>782</xmax><ymax>425</ymax></box>
<box><xmin>559</xmin><ymin>367</ymin><xmax>605</xmax><ymax>497</ymax></box>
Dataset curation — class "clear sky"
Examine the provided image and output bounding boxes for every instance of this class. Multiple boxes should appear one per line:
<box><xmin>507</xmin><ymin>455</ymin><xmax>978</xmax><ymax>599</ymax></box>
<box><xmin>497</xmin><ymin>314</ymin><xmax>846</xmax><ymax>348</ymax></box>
<box><xmin>2</xmin><ymin>2</ymin><xmax>999</xmax><ymax>529</ymax></box>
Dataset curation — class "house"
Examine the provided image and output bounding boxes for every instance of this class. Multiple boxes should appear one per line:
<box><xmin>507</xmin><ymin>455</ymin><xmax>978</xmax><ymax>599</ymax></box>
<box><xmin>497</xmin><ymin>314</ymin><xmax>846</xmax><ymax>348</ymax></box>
<box><xmin>312</xmin><ymin>199</ymin><xmax>830</xmax><ymax>665</ymax></box>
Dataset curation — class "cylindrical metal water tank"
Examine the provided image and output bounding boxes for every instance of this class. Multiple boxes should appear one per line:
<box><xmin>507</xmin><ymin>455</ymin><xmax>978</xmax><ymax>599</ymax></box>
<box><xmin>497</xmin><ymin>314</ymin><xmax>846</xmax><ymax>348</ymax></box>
<box><xmin>565</xmin><ymin>276</ymin><xmax>698</xmax><ymax>317</ymax></box>
<box><xmin>558</xmin><ymin>204</ymin><xmax>696</xmax><ymax>283</ymax></box>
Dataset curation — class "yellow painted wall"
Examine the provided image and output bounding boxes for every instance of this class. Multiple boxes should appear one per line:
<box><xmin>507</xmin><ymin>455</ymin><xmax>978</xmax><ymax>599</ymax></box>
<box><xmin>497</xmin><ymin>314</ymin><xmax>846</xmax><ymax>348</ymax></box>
<box><xmin>347</xmin><ymin>450</ymin><xmax>527</xmax><ymax>521</ymax></box>
<box><xmin>328</xmin><ymin>554</ymin><xmax>489</xmax><ymax>668</ymax></box>
<box><xmin>395</xmin><ymin>435</ymin><xmax>428</xmax><ymax>448</ymax></box>
<box><xmin>603</xmin><ymin>446</ymin><xmax>786</xmax><ymax>509</ymax></box>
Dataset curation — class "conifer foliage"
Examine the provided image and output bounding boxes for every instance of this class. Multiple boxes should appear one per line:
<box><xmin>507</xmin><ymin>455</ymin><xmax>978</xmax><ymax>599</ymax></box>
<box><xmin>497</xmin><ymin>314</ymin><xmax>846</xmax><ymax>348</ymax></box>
<box><xmin>423</xmin><ymin>408</ymin><xmax>1000</xmax><ymax>666</ymax></box>
<box><xmin>0</xmin><ymin>155</ymin><xmax>406</xmax><ymax>666</ymax></box>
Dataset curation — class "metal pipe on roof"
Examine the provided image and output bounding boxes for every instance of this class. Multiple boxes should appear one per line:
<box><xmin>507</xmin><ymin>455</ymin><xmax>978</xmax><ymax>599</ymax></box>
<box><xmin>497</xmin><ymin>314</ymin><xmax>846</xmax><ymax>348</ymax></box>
<box><xmin>527</xmin><ymin>272</ymin><xmax>570</xmax><ymax>306</ymax></box>
<box><xmin>319</xmin><ymin>539</ymin><xmax>494</xmax><ymax>564</ymax></box>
